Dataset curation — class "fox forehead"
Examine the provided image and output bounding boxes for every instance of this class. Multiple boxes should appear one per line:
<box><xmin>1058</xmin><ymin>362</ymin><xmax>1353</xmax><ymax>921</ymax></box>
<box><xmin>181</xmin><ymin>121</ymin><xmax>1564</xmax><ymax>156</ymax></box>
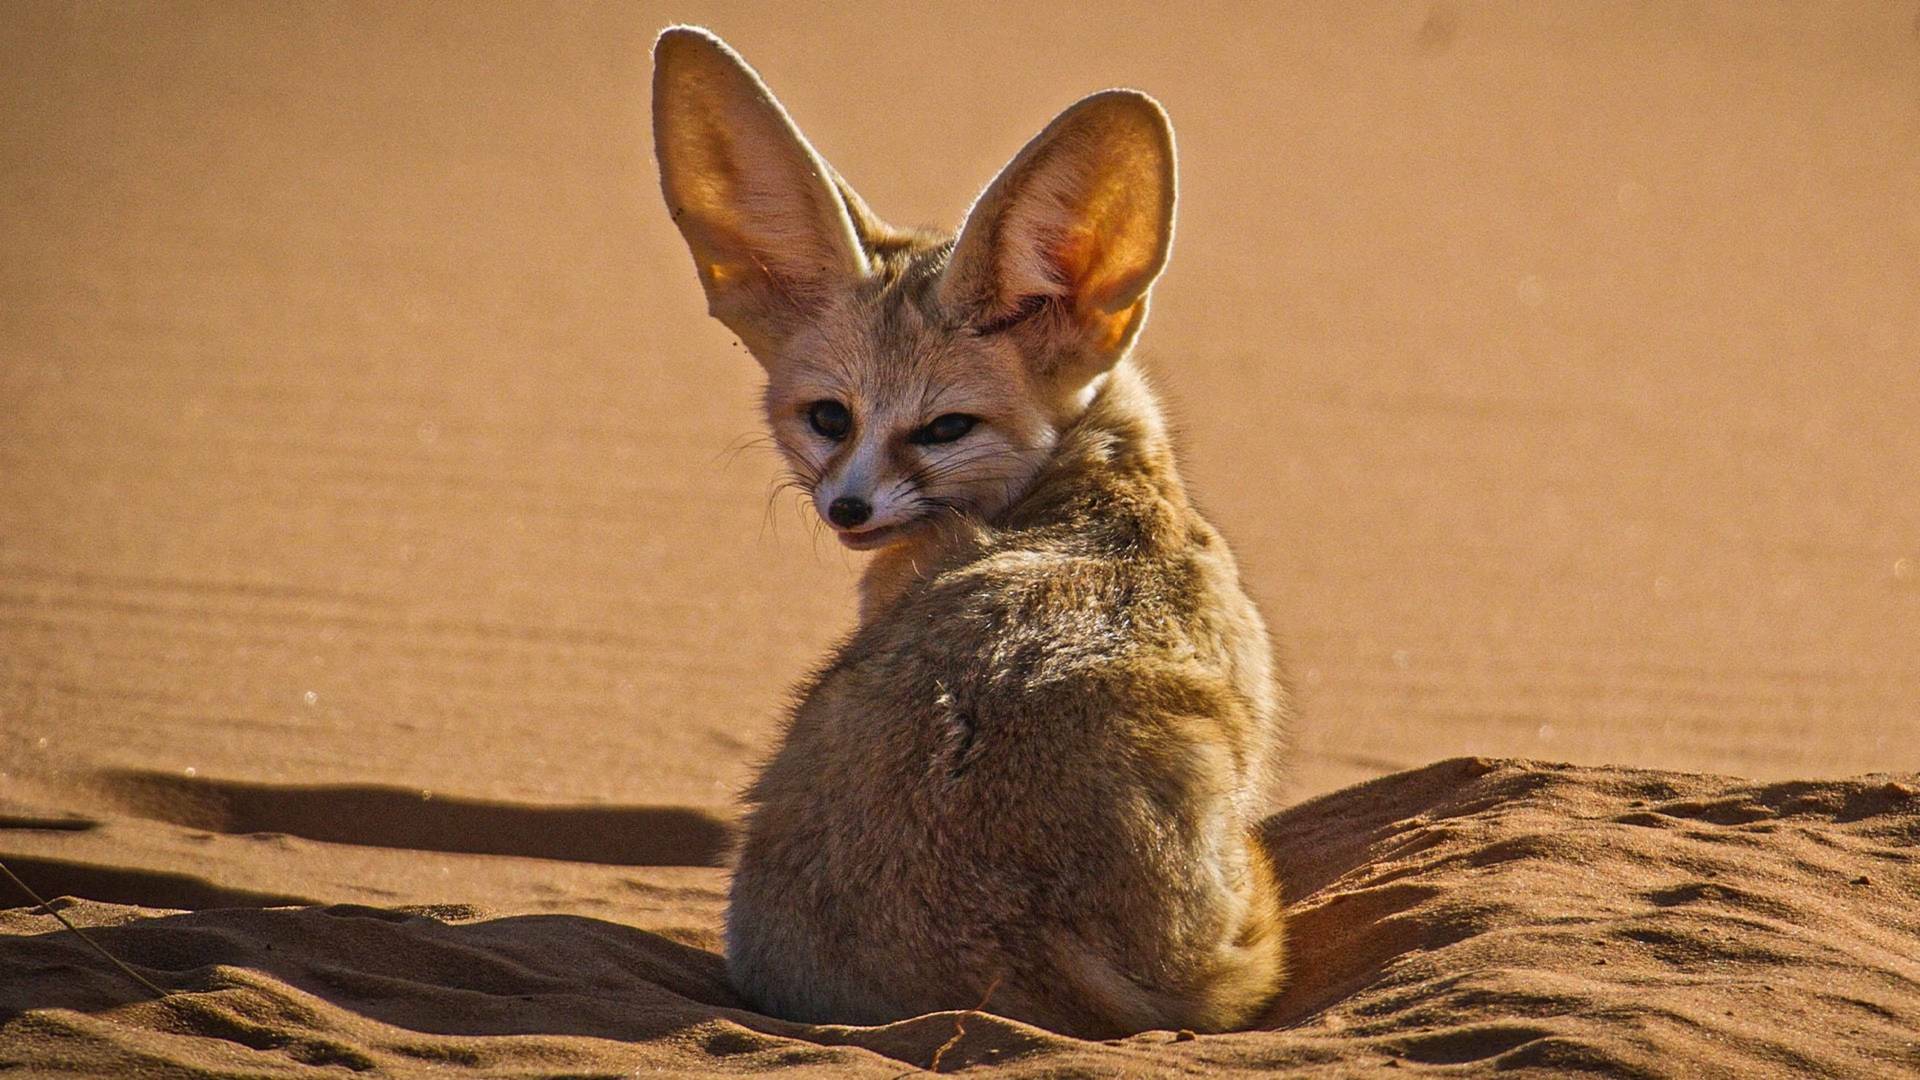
<box><xmin>764</xmin><ymin>243</ymin><xmax>1038</xmax><ymax>425</ymax></box>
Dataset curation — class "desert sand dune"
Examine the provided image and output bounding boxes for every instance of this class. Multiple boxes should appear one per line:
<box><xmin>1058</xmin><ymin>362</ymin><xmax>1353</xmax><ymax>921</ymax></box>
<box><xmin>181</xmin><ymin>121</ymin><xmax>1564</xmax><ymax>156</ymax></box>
<box><xmin>5</xmin><ymin>761</ymin><xmax>1918</xmax><ymax>1076</ymax></box>
<box><xmin>3</xmin><ymin>1</ymin><xmax>1918</xmax><ymax>1075</ymax></box>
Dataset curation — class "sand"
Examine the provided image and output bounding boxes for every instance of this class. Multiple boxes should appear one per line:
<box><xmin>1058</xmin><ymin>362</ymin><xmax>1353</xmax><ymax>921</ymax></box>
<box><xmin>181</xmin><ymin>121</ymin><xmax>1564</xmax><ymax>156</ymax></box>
<box><xmin>4</xmin><ymin>760</ymin><xmax>1918</xmax><ymax>1076</ymax></box>
<box><xmin>3</xmin><ymin>2</ymin><xmax>1918</xmax><ymax>1076</ymax></box>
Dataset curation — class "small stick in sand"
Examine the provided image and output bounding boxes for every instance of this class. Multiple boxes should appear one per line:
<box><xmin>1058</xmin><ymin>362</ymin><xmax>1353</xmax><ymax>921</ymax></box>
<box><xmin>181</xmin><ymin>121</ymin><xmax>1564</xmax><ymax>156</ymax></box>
<box><xmin>926</xmin><ymin>975</ymin><xmax>1003</xmax><ymax>1073</ymax></box>
<box><xmin>0</xmin><ymin>857</ymin><xmax>172</xmax><ymax>1001</ymax></box>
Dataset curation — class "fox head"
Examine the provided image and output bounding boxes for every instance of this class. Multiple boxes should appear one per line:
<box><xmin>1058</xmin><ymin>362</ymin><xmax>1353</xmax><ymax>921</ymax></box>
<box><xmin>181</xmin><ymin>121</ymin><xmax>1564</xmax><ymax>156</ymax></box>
<box><xmin>653</xmin><ymin>27</ymin><xmax>1175</xmax><ymax>550</ymax></box>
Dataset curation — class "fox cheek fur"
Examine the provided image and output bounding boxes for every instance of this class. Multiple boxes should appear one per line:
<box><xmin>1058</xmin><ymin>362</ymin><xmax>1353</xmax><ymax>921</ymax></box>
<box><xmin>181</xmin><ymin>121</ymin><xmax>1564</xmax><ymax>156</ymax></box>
<box><xmin>654</xmin><ymin>25</ymin><xmax>1288</xmax><ymax>1037</ymax></box>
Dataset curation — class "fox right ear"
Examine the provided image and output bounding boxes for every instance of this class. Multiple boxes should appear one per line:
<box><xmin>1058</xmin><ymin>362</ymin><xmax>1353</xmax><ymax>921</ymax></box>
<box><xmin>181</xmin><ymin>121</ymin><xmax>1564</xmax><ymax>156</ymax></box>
<box><xmin>652</xmin><ymin>28</ymin><xmax>870</xmax><ymax>359</ymax></box>
<box><xmin>939</xmin><ymin>90</ymin><xmax>1176</xmax><ymax>390</ymax></box>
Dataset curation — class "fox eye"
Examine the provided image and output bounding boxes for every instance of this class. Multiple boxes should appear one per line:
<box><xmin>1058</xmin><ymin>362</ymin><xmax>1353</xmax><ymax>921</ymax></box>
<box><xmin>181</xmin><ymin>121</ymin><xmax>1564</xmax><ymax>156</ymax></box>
<box><xmin>807</xmin><ymin>400</ymin><xmax>851</xmax><ymax>440</ymax></box>
<box><xmin>911</xmin><ymin>413</ymin><xmax>978</xmax><ymax>445</ymax></box>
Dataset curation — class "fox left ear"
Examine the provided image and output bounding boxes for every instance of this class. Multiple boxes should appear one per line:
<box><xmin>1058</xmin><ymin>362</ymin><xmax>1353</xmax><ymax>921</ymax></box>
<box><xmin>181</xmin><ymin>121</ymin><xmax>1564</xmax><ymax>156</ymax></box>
<box><xmin>939</xmin><ymin>90</ymin><xmax>1176</xmax><ymax>389</ymax></box>
<box><xmin>653</xmin><ymin>27</ymin><xmax>872</xmax><ymax>360</ymax></box>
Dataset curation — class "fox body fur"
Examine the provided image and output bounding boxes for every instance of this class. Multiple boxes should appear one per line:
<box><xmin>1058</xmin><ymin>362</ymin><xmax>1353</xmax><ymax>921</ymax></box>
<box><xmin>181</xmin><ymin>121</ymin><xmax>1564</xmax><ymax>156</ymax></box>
<box><xmin>652</xmin><ymin>27</ymin><xmax>1288</xmax><ymax>1037</ymax></box>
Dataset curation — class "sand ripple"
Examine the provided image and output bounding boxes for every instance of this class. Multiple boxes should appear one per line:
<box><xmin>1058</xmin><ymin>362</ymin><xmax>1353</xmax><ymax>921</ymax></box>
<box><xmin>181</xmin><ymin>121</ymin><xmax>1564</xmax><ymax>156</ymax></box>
<box><xmin>5</xmin><ymin>759</ymin><xmax>1916</xmax><ymax>1076</ymax></box>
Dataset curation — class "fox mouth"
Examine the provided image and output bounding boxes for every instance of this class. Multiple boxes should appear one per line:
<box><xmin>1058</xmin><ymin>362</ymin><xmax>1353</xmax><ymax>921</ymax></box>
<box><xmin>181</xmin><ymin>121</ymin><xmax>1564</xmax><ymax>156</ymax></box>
<box><xmin>832</xmin><ymin>519</ymin><xmax>917</xmax><ymax>550</ymax></box>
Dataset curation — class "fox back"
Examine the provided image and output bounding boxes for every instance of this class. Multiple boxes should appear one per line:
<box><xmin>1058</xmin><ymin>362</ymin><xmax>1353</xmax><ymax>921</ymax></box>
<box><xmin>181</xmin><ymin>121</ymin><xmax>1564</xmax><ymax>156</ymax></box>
<box><xmin>652</xmin><ymin>27</ymin><xmax>1289</xmax><ymax>1037</ymax></box>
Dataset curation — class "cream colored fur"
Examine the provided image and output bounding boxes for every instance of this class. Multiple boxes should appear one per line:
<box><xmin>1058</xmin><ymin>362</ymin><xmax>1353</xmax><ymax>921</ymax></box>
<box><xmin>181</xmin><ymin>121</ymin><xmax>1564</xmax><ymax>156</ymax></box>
<box><xmin>653</xmin><ymin>26</ymin><xmax>1288</xmax><ymax>1038</ymax></box>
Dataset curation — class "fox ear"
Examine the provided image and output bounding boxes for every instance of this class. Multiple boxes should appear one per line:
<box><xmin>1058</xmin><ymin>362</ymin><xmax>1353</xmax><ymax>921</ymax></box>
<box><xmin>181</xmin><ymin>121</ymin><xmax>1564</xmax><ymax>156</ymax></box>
<box><xmin>653</xmin><ymin>27</ymin><xmax>870</xmax><ymax>358</ymax></box>
<box><xmin>939</xmin><ymin>90</ymin><xmax>1176</xmax><ymax>387</ymax></box>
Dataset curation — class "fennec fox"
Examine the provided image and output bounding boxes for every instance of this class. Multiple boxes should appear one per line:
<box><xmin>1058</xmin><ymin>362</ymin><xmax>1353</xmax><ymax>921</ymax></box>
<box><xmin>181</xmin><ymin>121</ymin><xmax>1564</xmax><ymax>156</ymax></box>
<box><xmin>653</xmin><ymin>27</ymin><xmax>1287</xmax><ymax>1037</ymax></box>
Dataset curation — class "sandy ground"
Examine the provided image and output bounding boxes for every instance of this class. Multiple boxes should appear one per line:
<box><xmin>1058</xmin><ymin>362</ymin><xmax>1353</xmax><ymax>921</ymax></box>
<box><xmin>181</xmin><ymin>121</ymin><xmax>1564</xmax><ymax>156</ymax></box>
<box><xmin>3</xmin><ymin>2</ymin><xmax>1918</xmax><ymax>1076</ymax></box>
<box><xmin>5</xmin><ymin>760</ymin><xmax>1918</xmax><ymax>1076</ymax></box>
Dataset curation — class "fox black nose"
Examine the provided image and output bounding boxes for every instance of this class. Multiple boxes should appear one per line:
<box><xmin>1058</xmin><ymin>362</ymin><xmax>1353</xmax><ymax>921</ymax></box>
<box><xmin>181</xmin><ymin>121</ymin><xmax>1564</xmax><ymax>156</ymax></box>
<box><xmin>827</xmin><ymin>496</ymin><xmax>872</xmax><ymax>529</ymax></box>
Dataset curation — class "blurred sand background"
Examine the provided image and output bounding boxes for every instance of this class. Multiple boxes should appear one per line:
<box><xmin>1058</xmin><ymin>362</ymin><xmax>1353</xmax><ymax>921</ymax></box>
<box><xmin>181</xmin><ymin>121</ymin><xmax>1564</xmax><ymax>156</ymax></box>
<box><xmin>5</xmin><ymin>1</ymin><xmax>1917</xmax><ymax>813</ymax></box>
<box><xmin>2</xmin><ymin>2</ymin><xmax>1918</xmax><ymax>1075</ymax></box>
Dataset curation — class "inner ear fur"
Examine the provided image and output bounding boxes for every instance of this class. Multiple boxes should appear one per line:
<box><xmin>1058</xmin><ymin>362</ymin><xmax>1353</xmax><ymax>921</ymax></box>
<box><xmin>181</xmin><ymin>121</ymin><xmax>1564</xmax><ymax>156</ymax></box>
<box><xmin>652</xmin><ymin>27</ymin><xmax>872</xmax><ymax>357</ymax></box>
<box><xmin>939</xmin><ymin>90</ymin><xmax>1177</xmax><ymax>385</ymax></box>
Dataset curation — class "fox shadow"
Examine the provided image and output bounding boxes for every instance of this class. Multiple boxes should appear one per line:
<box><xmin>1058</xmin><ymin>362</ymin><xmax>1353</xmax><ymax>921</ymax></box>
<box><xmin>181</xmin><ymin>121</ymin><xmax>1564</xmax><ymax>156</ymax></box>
<box><xmin>99</xmin><ymin>768</ymin><xmax>735</xmax><ymax>868</ymax></box>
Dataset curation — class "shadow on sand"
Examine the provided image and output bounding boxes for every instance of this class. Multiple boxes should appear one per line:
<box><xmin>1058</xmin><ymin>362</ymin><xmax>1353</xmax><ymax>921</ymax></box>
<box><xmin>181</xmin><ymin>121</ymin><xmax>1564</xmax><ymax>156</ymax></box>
<box><xmin>99</xmin><ymin>769</ymin><xmax>735</xmax><ymax>867</ymax></box>
<box><xmin>0</xmin><ymin>903</ymin><xmax>1080</xmax><ymax>1073</ymax></box>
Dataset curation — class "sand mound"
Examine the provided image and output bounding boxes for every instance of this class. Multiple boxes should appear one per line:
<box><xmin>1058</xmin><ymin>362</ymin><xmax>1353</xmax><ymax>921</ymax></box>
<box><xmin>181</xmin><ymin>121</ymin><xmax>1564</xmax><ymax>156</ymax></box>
<box><xmin>5</xmin><ymin>759</ymin><xmax>1916</xmax><ymax>1077</ymax></box>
